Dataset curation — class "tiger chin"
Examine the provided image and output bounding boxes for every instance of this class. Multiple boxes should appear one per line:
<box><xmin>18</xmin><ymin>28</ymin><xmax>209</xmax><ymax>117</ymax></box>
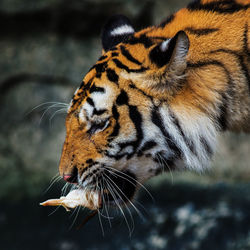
<box><xmin>58</xmin><ymin>0</ymin><xmax>250</xmax><ymax>208</ymax></box>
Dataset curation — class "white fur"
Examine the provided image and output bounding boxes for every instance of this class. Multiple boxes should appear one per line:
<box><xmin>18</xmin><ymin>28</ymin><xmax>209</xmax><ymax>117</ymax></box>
<box><xmin>91</xmin><ymin>86</ymin><xmax>114</xmax><ymax>110</ymax></box>
<box><xmin>79</xmin><ymin>102</ymin><xmax>94</xmax><ymax>123</ymax></box>
<box><xmin>67</xmin><ymin>100</ymin><xmax>73</xmax><ymax>113</ymax></box>
<box><xmin>73</xmin><ymin>87</ymin><xmax>79</xmax><ymax>96</ymax></box>
<box><xmin>79</xmin><ymin>85</ymin><xmax>115</xmax><ymax>123</ymax></box>
<box><xmin>171</xmin><ymin>107</ymin><xmax>217</xmax><ymax>171</ymax></box>
<box><xmin>110</xmin><ymin>25</ymin><xmax>134</xmax><ymax>36</ymax></box>
<box><xmin>160</xmin><ymin>39</ymin><xmax>170</xmax><ymax>52</ymax></box>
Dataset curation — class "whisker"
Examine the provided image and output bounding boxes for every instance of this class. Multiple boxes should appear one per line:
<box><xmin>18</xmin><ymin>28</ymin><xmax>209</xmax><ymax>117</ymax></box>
<box><xmin>104</xmin><ymin>166</ymin><xmax>154</xmax><ymax>202</ymax></box>
<box><xmin>43</xmin><ymin>174</ymin><xmax>62</xmax><ymax>195</ymax></box>
<box><xmin>103</xmin><ymin>173</ymin><xmax>143</xmax><ymax>221</ymax></box>
<box><xmin>61</xmin><ymin>182</ymin><xmax>72</xmax><ymax>196</ymax></box>
<box><xmin>94</xmin><ymin>172</ymin><xmax>111</xmax><ymax>222</ymax></box>
<box><xmin>97</xmin><ymin>204</ymin><xmax>105</xmax><ymax>236</ymax></box>
<box><xmin>99</xmin><ymin>176</ymin><xmax>113</xmax><ymax>227</ymax></box>
<box><xmin>103</xmin><ymin>170</ymin><xmax>148</xmax><ymax>223</ymax></box>
<box><xmin>158</xmin><ymin>153</ymin><xmax>174</xmax><ymax>184</ymax></box>
<box><xmin>39</xmin><ymin>103</ymin><xmax>68</xmax><ymax>125</ymax></box>
<box><xmin>155</xmin><ymin>153</ymin><xmax>164</xmax><ymax>173</ymax></box>
<box><xmin>107</xmin><ymin>182</ymin><xmax>135</xmax><ymax>236</ymax></box>
<box><xmin>49</xmin><ymin>108</ymin><xmax>68</xmax><ymax>125</ymax></box>
<box><xmin>103</xmin><ymin>175</ymin><xmax>139</xmax><ymax>224</ymax></box>
<box><xmin>69</xmin><ymin>205</ymin><xmax>82</xmax><ymax>230</ymax></box>
<box><xmin>25</xmin><ymin>101</ymin><xmax>69</xmax><ymax>116</ymax></box>
<box><xmin>48</xmin><ymin>206</ymin><xmax>61</xmax><ymax>216</ymax></box>
<box><xmin>156</xmin><ymin>153</ymin><xmax>174</xmax><ymax>184</ymax></box>
<box><xmin>103</xmin><ymin>178</ymin><xmax>133</xmax><ymax>236</ymax></box>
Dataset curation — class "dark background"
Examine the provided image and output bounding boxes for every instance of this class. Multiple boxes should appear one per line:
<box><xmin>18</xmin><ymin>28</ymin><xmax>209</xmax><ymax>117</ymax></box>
<box><xmin>0</xmin><ymin>0</ymin><xmax>250</xmax><ymax>249</ymax></box>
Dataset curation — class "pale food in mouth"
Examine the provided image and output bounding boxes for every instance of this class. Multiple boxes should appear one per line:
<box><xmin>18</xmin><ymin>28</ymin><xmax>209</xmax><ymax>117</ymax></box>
<box><xmin>40</xmin><ymin>189</ymin><xmax>101</xmax><ymax>211</ymax></box>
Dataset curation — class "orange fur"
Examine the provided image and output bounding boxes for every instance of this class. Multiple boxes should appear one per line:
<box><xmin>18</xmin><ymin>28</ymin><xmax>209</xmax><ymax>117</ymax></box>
<box><xmin>60</xmin><ymin>0</ymin><xmax>250</xmax><ymax>190</ymax></box>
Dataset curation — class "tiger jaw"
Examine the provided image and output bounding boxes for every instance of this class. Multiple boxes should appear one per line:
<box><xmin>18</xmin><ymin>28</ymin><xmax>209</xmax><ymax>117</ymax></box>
<box><xmin>101</xmin><ymin>169</ymin><xmax>138</xmax><ymax>207</ymax></box>
<box><xmin>75</xmin><ymin>154</ymin><xmax>171</xmax><ymax>208</ymax></box>
<box><xmin>76</xmin><ymin>167</ymin><xmax>138</xmax><ymax>207</ymax></box>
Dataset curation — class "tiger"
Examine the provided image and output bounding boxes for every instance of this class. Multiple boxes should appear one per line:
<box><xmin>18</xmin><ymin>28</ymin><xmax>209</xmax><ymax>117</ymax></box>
<box><xmin>58</xmin><ymin>0</ymin><xmax>250</xmax><ymax>208</ymax></box>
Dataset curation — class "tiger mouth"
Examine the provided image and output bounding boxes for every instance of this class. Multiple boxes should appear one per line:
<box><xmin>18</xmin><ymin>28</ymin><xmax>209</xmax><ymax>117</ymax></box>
<box><xmin>102</xmin><ymin>170</ymin><xmax>137</xmax><ymax>207</ymax></box>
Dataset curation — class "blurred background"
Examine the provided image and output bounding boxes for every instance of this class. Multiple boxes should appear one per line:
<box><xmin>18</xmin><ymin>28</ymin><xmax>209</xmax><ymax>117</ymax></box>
<box><xmin>0</xmin><ymin>0</ymin><xmax>250</xmax><ymax>249</ymax></box>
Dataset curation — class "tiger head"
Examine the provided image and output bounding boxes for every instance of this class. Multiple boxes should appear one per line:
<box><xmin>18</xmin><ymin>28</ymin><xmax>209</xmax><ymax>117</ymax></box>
<box><xmin>59</xmin><ymin>15</ymin><xmax>217</xmax><ymax>206</ymax></box>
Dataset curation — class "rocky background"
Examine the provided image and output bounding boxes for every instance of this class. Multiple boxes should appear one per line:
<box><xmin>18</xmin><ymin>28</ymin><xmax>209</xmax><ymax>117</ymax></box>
<box><xmin>0</xmin><ymin>0</ymin><xmax>250</xmax><ymax>249</ymax></box>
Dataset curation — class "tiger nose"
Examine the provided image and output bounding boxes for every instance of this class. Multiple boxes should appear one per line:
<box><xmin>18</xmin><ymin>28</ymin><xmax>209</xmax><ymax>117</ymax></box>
<box><xmin>63</xmin><ymin>167</ymin><xmax>78</xmax><ymax>184</ymax></box>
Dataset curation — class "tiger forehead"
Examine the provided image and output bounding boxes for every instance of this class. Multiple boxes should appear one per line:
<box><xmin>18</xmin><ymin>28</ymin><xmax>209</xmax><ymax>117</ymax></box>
<box><xmin>68</xmin><ymin>53</ymin><xmax>113</xmax><ymax>112</ymax></box>
<box><xmin>69</xmin><ymin>42</ymin><xmax>153</xmax><ymax>112</ymax></box>
<box><xmin>91</xmin><ymin>42</ymin><xmax>149</xmax><ymax>73</ymax></box>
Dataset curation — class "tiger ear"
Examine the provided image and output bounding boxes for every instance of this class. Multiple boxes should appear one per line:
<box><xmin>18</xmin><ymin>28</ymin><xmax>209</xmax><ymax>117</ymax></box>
<box><xmin>150</xmin><ymin>30</ymin><xmax>189</xmax><ymax>78</ymax></box>
<box><xmin>101</xmin><ymin>15</ymin><xmax>135</xmax><ymax>52</ymax></box>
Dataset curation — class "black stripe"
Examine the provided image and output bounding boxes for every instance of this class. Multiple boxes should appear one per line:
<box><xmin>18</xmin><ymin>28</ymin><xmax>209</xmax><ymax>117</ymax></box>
<box><xmin>241</xmin><ymin>23</ymin><xmax>250</xmax><ymax>91</ymax></box>
<box><xmin>209</xmin><ymin>48</ymin><xmax>250</xmax><ymax>93</ymax></box>
<box><xmin>153</xmin><ymin>151</ymin><xmax>175</xmax><ymax>173</ymax></box>
<box><xmin>200</xmin><ymin>136</ymin><xmax>213</xmax><ymax>156</ymax></box>
<box><xmin>94</xmin><ymin>62</ymin><xmax>108</xmax><ymax>78</ymax></box>
<box><xmin>239</xmin><ymin>55</ymin><xmax>250</xmax><ymax>92</ymax></box>
<box><xmin>110</xmin><ymin>47</ymin><xmax>118</xmax><ymax>51</ymax></box>
<box><xmin>243</xmin><ymin>23</ymin><xmax>250</xmax><ymax>56</ymax></box>
<box><xmin>86</xmin><ymin>97</ymin><xmax>95</xmax><ymax>107</ymax></box>
<box><xmin>116</xmin><ymin>90</ymin><xmax>129</xmax><ymax>106</ymax></box>
<box><xmin>79</xmin><ymin>80</ymin><xmax>85</xmax><ymax>90</ymax></box>
<box><xmin>151</xmin><ymin>106</ymin><xmax>182</xmax><ymax>158</ymax></box>
<box><xmin>108</xmin><ymin>105</ymin><xmax>120</xmax><ymax>141</ymax></box>
<box><xmin>128</xmin><ymin>105</ymin><xmax>143</xmax><ymax>146</ymax></box>
<box><xmin>93</xmin><ymin>108</ymin><xmax>107</xmax><ymax>116</ymax></box>
<box><xmin>79</xmin><ymin>79</ymin><xmax>92</xmax><ymax>92</ymax></box>
<box><xmin>126</xmin><ymin>34</ymin><xmax>153</xmax><ymax>48</ymax></box>
<box><xmin>105</xmin><ymin>151</ymin><xmax>125</xmax><ymax>160</ymax></box>
<box><xmin>81</xmin><ymin>165</ymin><xmax>94</xmax><ymax>175</ymax></box>
<box><xmin>111</xmin><ymin>52</ymin><xmax>119</xmax><ymax>57</ymax></box>
<box><xmin>108</xmin><ymin>92</ymin><xmax>144</xmax><ymax>160</ymax></box>
<box><xmin>217</xmin><ymin>93</ymin><xmax>228</xmax><ymax>131</ymax></box>
<box><xmin>137</xmin><ymin>140</ymin><xmax>157</xmax><ymax>157</ymax></box>
<box><xmin>106</xmin><ymin>68</ymin><xmax>119</xmax><ymax>84</ymax></box>
<box><xmin>72</xmin><ymin>84</ymin><xmax>86</xmax><ymax>103</ymax></box>
<box><xmin>129</xmin><ymin>83</ymin><xmax>153</xmax><ymax>101</ymax></box>
<box><xmin>185</xmin><ymin>27</ymin><xmax>219</xmax><ymax>36</ymax></box>
<box><xmin>98</xmin><ymin>55</ymin><xmax>107</xmax><ymax>61</ymax></box>
<box><xmin>81</xmin><ymin>169</ymin><xmax>98</xmax><ymax>183</ymax></box>
<box><xmin>86</xmin><ymin>159</ymin><xmax>93</xmax><ymax>164</ymax></box>
<box><xmin>113</xmin><ymin>58</ymin><xmax>147</xmax><ymax>73</ymax></box>
<box><xmin>149</xmin><ymin>36</ymin><xmax>170</xmax><ymax>41</ymax></box>
<box><xmin>187</xmin><ymin>0</ymin><xmax>249</xmax><ymax>13</ymax></box>
<box><xmin>89</xmin><ymin>85</ymin><xmax>105</xmax><ymax>93</ymax></box>
<box><xmin>188</xmin><ymin>59</ymin><xmax>225</xmax><ymax>69</ymax></box>
<box><xmin>80</xmin><ymin>161</ymin><xmax>97</xmax><ymax>176</ymax></box>
<box><xmin>169</xmin><ymin>109</ymin><xmax>196</xmax><ymax>155</ymax></box>
<box><xmin>120</xmin><ymin>45</ymin><xmax>142</xmax><ymax>65</ymax></box>
<box><xmin>118</xmin><ymin>105</ymin><xmax>143</xmax><ymax>159</ymax></box>
<box><xmin>158</xmin><ymin>14</ymin><xmax>175</xmax><ymax>28</ymax></box>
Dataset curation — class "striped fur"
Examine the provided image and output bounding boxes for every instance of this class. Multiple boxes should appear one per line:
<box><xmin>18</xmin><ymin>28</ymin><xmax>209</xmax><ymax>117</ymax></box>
<box><xmin>59</xmin><ymin>0</ymin><xmax>250</xmax><ymax>204</ymax></box>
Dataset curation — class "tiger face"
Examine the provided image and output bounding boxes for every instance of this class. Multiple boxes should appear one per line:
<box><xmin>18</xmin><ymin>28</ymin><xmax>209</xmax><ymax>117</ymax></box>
<box><xmin>59</xmin><ymin>15</ymin><xmax>217</xmax><ymax>206</ymax></box>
